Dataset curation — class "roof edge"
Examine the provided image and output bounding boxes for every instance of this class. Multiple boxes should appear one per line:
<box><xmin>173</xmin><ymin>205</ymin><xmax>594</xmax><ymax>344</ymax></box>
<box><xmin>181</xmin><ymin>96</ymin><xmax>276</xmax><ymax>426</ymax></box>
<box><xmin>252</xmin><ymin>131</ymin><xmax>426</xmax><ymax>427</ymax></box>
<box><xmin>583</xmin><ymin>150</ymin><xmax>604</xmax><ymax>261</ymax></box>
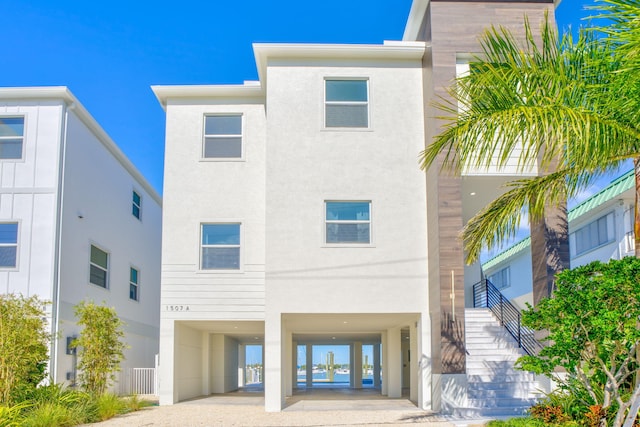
<box><xmin>151</xmin><ymin>83</ymin><xmax>265</xmax><ymax>111</ymax></box>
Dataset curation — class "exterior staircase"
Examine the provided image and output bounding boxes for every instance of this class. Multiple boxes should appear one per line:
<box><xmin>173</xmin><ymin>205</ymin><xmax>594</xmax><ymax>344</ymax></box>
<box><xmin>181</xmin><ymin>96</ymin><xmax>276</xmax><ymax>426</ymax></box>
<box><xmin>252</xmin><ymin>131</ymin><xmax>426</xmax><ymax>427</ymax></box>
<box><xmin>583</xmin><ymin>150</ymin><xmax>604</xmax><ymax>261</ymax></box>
<box><xmin>442</xmin><ymin>308</ymin><xmax>543</xmax><ymax>417</ymax></box>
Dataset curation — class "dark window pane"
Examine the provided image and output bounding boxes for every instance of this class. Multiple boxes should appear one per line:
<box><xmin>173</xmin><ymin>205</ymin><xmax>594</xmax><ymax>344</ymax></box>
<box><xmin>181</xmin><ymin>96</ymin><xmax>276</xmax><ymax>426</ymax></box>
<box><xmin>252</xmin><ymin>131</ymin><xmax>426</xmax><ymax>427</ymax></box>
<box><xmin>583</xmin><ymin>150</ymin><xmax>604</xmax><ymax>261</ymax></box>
<box><xmin>326</xmin><ymin>202</ymin><xmax>370</xmax><ymax>221</ymax></box>
<box><xmin>326</xmin><ymin>104</ymin><xmax>368</xmax><ymax>128</ymax></box>
<box><xmin>133</xmin><ymin>191</ymin><xmax>141</xmax><ymax>206</ymax></box>
<box><xmin>130</xmin><ymin>283</ymin><xmax>138</xmax><ymax>301</ymax></box>
<box><xmin>202</xmin><ymin>247</ymin><xmax>240</xmax><ymax>269</ymax></box>
<box><xmin>0</xmin><ymin>117</ymin><xmax>24</xmax><ymax>137</ymax></box>
<box><xmin>90</xmin><ymin>265</ymin><xmax>107</xmax><ymax>288</ymax></box>
<box><xmin>204</xmin><ymin>137</ymin><xmax>242</xmax><ymax>158</ymax></box>
<box><xmin>205</xmin><ymin>116</ymin><xmax>241</xmax><ymax>135</ymax></box>
<box><xmin>90</xmin><ymin>245</ymin><xmax>108</xmax><ymax>268</ymax></box>
<box><xmin>130</xmin><ymin>268</ymin><xmax>138</xmax><ymax>284</ymax></box>
<box><xmin>326</xmin><ymin>80</ymin><xmax>367</xmax><ymax>102</ymax></box>
<box><xmin>0</xmin><ymin>140</ymin><xmax>23</xmax><ymax>159</ymax></box>
<box><xmin>0</xmin><ymin>223</ymin><xmax>17</xmax><ymax>244</ymax></box>
<box><xmin>132</xmin><ymin>205</ymin><xmax>140</xmax><ymax>219</ymax></box>
<box><xmin>326</xmin><ymin>223</ymin><xmax>370</xmax><ymax>244</ymax></box>
<box><xmin>0</xmin><ymin>247</ymin><xmax>16</xmax><ymax>267</ymax></box>
<box><xmin>202</xmin><ymin>224</ymin><xmax>240</xmax><ymax>245</ymax></box>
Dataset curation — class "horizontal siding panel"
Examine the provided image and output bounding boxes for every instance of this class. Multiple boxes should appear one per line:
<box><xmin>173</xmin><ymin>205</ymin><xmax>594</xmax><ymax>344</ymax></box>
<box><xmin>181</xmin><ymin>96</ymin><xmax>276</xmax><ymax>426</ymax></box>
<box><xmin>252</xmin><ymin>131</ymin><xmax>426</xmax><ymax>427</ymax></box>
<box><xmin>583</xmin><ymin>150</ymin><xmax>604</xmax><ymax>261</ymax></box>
<box><xmin>161</xmin><ymin>284</ymin><xmax>265</xmax><ymax>292</ymax></box>
<box><xmin>162</xmin><ymin>298</ymin><xmax>265</xmax><ymax>306</ymax></box>
<box><xmin>163</xmin><ymin>311</ymin><xmax>265</xmax><ymax>320</ymax></box>
<box><xmin>162</xmin><ymin>291</ymin><xmax>264</xmax><ymax>299</ymax></box>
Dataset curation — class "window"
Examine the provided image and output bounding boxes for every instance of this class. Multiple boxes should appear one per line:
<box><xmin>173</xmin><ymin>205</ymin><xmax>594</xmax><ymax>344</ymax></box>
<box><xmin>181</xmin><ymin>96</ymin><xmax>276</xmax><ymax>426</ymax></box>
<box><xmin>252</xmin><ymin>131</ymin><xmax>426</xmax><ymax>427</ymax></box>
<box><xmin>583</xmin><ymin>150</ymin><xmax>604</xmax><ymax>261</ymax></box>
<box><xmin>0</xmin><ymin>223</ymin><xmax>18</xmax><ymax>268</ymax></box>
<box><xmin>325</xmin><ymin>201</ymin><xmax>371</xmax><ymax>244</ymax></box>
<box><xmin>574</xmin><ymin>213</ymin><xmax>614</xmax><ymax>255</ymax></box>
<box><xmin>0</xmin><ymin>117</ymin><xmax>24</xmax><ymax>159</ymax></box>
<box><xmin>325</xmin><ymin>80</ymin><xmax>368</xmax><ymax>128</ymax></box>
<box><xmin>132</xmin><ymin>191</ymin><xmax>141</xmax><ymax>220</ymax></box>
<box><xmin>130</xmin><ymin>267</ymin><xmax>139</xmax><ymax>301</ymax></box>
<box><xmin>201</xmin><ymin>223</ymin><xmax>240</xmax><ymax>269</ymax></box>
<box><xmin>488</xmin><ymin>267</ymin><xmax>510</xmax><ymax>290</ymax></box>
<box><xmin>203</xmin><ymin>115</ymin><xmax>242</xmax><ymax>158</ymax></box>
<box><xmin>90</xmin><ymin>245</ymin><xmax>109</xmax><ymax>288</ymax></box>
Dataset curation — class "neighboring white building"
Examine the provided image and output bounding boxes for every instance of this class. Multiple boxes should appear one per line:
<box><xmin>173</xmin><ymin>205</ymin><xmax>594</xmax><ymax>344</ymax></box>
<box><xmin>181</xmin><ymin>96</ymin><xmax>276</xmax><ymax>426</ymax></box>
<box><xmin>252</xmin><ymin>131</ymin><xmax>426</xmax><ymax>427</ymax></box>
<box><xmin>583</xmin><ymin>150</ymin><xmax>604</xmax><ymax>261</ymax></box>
<box><xmin>482</xmin><ymin>171</ymin><xmax>635</xmax><ymax>309</ymax></box>
<box><xmin>0</xmin><ymin>87</ymin><xmax>162</xmax><ymax>390</ymax></box>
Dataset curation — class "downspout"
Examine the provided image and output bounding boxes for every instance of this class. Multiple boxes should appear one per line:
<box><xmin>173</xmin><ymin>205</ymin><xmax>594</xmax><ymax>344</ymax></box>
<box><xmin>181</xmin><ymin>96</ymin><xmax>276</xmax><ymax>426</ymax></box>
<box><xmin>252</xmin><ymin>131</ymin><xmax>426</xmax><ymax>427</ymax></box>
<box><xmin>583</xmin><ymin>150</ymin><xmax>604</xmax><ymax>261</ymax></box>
<box><xmin>50</xmin><ymin>101</ymin><xmax>71</xmax><ymax>382</ymax></box>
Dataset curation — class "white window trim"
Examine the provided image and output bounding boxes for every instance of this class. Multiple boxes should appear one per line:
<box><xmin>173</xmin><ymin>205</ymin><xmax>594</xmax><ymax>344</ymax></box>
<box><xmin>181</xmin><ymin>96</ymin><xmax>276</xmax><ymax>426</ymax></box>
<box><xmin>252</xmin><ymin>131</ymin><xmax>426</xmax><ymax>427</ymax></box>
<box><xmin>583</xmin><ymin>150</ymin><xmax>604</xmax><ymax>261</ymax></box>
<box><xmin>323</xmin><ymin>78</ymin><xmax>371</xmax><ymax>131</ymax></box>
<box><xmin>198</xmin><ymin>222</ymin><xmax>244</xmax><ymax>273</ymax></box>
<box><xmin>201</xmin><ymin>113</ymin><xmax>245</xmax><ymax>161</ymax></box>
<box><xmin>0</xmin><ymin>221</ymin><xmax>19</xmax><ymax>270</ymax></box>
<box><xmin>132</xmin><ymin>190</ymin><xmax>142</xmax><ymax>221</ymax></box>
<box><xmin>571</xmin><ymin>211</ymin><xmax>616</xmax><ymax>257</ymax></box>
<box><xmin>129</xmin><ymin>265</ymin><xmax>140</xmax><ymax>302</ymax></box>
<box><xmin>323</xmin><ymin>200</ymin><xmax>374</xmax><ymax>247</ymax></box>
<box><xmin>488</xmin><ymin>266</ymin><xmax>510</xmax><ymax>290</ymax></box>
<box><xmin>0</xmin><ymin>115</ymin><xmax>26</xmax><ymax>161</ymax></box>
<box><xmin>89</xmin><ymin>243</ymin><xmax>110</xmax><ymax>289</ymax></box>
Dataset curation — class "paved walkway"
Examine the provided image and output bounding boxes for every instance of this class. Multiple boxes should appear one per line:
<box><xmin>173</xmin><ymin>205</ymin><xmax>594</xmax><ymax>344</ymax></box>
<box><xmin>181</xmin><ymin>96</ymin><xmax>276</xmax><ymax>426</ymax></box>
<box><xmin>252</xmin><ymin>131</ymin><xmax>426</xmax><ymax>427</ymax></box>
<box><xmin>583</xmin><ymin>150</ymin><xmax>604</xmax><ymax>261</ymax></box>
<box><xmin>88</xmin><ymin>389</ymin><xmax>490</xmax><ymax>427</ymax></box>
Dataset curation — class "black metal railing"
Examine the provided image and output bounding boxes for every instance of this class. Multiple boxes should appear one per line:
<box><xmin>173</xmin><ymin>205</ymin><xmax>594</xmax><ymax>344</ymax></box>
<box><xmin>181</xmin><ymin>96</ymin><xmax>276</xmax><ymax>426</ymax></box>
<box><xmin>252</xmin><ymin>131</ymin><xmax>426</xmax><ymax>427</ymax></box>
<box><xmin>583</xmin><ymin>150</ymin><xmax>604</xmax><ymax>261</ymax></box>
<box><xmin>472</xmin><ymin>279</ymin><xmax>543</xmax><ymax>356</ymax></box>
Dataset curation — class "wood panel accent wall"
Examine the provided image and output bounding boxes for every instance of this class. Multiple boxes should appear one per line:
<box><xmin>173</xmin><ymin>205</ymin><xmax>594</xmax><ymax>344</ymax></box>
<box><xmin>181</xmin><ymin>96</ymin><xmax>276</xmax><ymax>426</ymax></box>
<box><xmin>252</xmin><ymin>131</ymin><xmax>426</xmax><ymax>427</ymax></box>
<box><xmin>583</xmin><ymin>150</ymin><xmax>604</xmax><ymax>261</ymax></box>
<box><xmin>420</xmin><ymin>0</ymin><xmax>555</xmax><ymax>374</ymax></box>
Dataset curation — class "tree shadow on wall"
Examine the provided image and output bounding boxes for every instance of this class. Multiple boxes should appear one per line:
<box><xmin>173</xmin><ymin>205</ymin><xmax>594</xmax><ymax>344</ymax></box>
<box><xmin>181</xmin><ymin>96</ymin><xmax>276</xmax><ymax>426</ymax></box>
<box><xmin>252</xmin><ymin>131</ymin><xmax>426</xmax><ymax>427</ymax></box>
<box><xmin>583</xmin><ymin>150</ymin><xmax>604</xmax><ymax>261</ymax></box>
<box><xmin>441</xmin><ymin>310</ymin><xmax>466</xmax><ymax>374</ymax></box>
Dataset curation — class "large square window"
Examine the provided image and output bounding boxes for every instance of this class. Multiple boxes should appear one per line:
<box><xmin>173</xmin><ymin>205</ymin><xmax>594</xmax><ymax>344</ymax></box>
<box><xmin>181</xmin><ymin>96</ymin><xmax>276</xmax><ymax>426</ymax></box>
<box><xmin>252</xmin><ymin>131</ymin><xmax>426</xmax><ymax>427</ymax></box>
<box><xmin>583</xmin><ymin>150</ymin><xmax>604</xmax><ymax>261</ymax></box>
<box><xmin>325</xmin><ymin>201</ymin><xmax>371</xmax><ymax>244</ymax></box>
<box><xmin>203</xmin><ymin>115</ymin><xmax>242</xmax><ymax>158</ymax></box>
<box><xmin>0</xmin><ymin>223</ymin><xmax>18</xmax><ymax>267</ymax></box>
<box><xmin>325</xmin><ymin>80</ymin><xmax>368</xmax><ymax>128</ymax></box>
<box><xmin>0</xmin><ymin>117</ymin><xmax>24</xmax><ymax>159</ymax></box>
<box><xmin>574</xmin><ymin>212</ymin><xmax>614</xmax><ymax>255</ymax></box>
<box><xmin>90</xmin><ymin>245</ymin><xmax>109</xmax><ymax>288</ymax></box>
<box><xmin>201</xmin><ymin>223</ymin><xmax>240</xmax><ymax>269</ymax></box>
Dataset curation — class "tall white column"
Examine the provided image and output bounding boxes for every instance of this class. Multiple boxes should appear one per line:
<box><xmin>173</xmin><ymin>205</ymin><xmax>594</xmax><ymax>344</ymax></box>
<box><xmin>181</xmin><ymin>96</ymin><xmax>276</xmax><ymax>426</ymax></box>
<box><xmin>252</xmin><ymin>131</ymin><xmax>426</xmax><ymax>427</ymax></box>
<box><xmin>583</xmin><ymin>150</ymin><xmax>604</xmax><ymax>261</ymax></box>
<box><xmin>387</xmin><ymin>327</ymin><xmax>402</xmax><ymax>398</ymax></box>
<box><xmin>418</xmin><ymin>313</ymin><xmax>435</xmax><ymax>411</ymax></box>
<box><xmin>265</xmin><ymin>314</ymin><xmax>283</xmax><ymax>412</ymax></box>
<box><xmin>238</xmin><ymin>343</ymin><xmax>246</xmax><ymax>388</ymax></box>
<box><xmin>354</xmin><ymin>341</ymin><xmax>363</xmax><ymax>389</ymax></box>
<box><xmin>159</xmin><ymin>319</ymin><xmax>176</xmax><ymax>405</ymax></box>
<box><xmin>306</xmin><ymin>344</ymin><xmax>313</xmax><ymax>388</ymax></box>
<box><xmin>202</xmin><ymin>332</ymin><xmax>210</xmax><ymax>396</ymax></box>
<box><xmin>349</xmin><ymin>343</ymin><xmax>355</xmax><ymax>387</ymax></box>
<box><xmin>381</xmin><ymin>331</ymin><xmax>388</xmax><ymax>396</ymax></box>
<box><xmin>373</xmin><ymin>343</ymin><xmax>381</xmax><ymax>389</ymax></box>
<box><xmin>284</xmin><ymin>330</ymin><xmax>292</xmax><ymax>397</ymax></box>
<box><xmin>292</xmin><ymin>341</ymin><xmax>298</xmax><ymax>390</ymax></box>
<box><xmin>410</xmin><ymin>322</ymin><xmax>418</xmax><ymax>402</ymax></box>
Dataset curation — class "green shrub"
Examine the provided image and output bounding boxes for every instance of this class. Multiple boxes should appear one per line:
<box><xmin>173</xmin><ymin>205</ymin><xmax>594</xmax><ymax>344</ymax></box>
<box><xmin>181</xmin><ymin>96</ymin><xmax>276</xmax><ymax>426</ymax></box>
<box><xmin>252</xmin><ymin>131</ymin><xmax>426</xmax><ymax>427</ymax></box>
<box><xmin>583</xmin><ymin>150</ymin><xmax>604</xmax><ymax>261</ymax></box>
<box><xmin>93</xmin><ymin>393</ymin><xmax>127</xmax><ymax>421</ymax></box>
<box><xmin>122</xmin><ymin>394</ymin><xmax>153</xmax><ymax>412</ymax></box>
<box><xmin>21</xmin><ymin>402</ymin><xmax>83</xmax><ymax>427</ymax></box>
<box><xmin>0</xmin><ymin>401</ymin><xmax>30</xmax><ymax>427</ymax></box>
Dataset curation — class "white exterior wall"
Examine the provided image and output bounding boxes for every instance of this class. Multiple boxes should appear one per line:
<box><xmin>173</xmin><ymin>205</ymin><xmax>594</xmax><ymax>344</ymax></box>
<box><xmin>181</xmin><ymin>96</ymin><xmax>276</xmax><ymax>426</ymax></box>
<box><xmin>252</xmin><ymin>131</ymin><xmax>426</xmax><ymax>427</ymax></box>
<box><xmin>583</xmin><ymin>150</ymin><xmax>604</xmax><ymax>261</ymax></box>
<box><xmin>264</xmin><ymin>61</ymin><xmax>428</xmax><ymax>314</ymax></box>
<box><xmin>56</xmin><ymin>109</ymin><xmax>162</xmax><ymax>383</ymax></box>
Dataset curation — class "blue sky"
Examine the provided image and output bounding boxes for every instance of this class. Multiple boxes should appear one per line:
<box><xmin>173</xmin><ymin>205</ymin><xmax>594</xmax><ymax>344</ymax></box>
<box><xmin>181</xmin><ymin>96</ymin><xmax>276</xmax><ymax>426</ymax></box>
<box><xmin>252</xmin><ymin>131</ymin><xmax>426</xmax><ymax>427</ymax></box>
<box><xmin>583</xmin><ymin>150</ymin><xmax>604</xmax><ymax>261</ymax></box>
<box><xmin>3</xmin><ymin>0</ymin><xmax>597</xmax><ymax>194</ymax></box>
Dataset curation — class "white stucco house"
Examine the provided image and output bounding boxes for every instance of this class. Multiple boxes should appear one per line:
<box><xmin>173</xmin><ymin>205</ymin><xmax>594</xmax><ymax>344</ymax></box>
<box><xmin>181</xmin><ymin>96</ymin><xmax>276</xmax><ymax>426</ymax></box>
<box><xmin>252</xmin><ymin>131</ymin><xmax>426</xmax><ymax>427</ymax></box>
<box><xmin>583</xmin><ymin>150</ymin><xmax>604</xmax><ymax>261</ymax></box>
<box><xmin>482</xmin><ymin>170</ymin><xmax>635</xmax><ymax>309</ymax></box>
<box><xmin>0</xmin><ymin>87</ymin><xmax>162</xmax><ymax>391</ymax></box>
<box><xmin>153</xmin><ymin>0</ymin><xmax>558</xmax><ymax>416</ymax></box>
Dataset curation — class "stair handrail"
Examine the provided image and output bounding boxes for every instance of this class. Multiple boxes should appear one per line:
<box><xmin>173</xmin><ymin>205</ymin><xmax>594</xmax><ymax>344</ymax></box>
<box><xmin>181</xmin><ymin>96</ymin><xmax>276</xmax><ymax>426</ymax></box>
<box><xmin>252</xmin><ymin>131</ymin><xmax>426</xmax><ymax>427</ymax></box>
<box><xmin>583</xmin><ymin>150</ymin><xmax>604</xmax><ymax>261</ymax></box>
<box><xmin>472</xmin><ymin>278</ymin><xmax>543</xmax><ymax>356</ymax></box>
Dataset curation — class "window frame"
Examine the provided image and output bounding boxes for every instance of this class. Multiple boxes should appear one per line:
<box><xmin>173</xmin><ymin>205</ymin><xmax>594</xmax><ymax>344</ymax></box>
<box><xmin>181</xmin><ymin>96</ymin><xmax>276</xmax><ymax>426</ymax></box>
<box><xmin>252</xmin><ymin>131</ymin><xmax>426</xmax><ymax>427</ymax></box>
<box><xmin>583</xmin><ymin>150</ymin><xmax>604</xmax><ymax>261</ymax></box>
<box><xmin>202</xmin><ymin>114</ymin><xmax>244</xmax><ymax>160</ymax></box>
<box><xmin>89</xmin><ymin>244</ymin><xmax>109</xmax><ymax>289</ymax></box>
<box><xmin>199</xmin><ymin>223</ymin><xmax>242</xmax><ymax>271</ymax></box>
<box><xmin>572</xmin><ymin>212</ymin><xmax>615</xmax><ymax>256</ymax></box>
<box><xmin>0</xmin><ymin>222</ymin><xmax>19</xmax><ymax>269</ymax></box>
<box><xmin>323</xmin><ymin>78</ymin><xmax>370</xmax><ymax>130</ymax></box>
<box><xmin>132</xmin><ymin>190</ymin><xmax>142</xmax><ymax>220</ymax></box>
<box><xmin>0</xmin><ymin>116</ymin><xmax>25</xmax><ymax>161</ymax></box>
<box><xmin>487</xmin><ymin>266</ymin><xmax>510</xmax><ymax>290</ymax></box>
<box><xmin>129</xmin><ymin>266</ymin><xmax>140</xmax><ymax>302</ymax></box>
<box><xmin>324</xmin><ymin>201</ymin><xmax>372</xmax><ymax>246</ymax></box>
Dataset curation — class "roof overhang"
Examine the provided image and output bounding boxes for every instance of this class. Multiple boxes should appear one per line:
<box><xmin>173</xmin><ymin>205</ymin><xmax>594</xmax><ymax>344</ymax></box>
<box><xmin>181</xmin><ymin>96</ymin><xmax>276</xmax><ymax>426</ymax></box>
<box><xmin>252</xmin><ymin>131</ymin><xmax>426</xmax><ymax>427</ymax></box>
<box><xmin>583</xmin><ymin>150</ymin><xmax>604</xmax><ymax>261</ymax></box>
<box><xmin>151</xmin><ymin>82</ymin><xmax>265</xmax><ymax>110</ymax></box>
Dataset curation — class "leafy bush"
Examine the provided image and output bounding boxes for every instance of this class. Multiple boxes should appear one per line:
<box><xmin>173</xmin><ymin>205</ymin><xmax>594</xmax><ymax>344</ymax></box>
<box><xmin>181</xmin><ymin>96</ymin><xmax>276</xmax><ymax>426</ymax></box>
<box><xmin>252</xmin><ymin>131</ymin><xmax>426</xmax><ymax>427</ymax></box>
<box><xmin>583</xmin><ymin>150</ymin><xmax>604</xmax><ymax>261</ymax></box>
<box><xmin>529</xmin><ymin>403</ymin><xmax>570</xmax><ymax>424</ymax></box>
<box><xmin>0</xmin><ymin>294</ymin><xmax>51</xmax><ymax>404</ymax></box>
<box><xmin>93</xmin><ymin>393</ymin><xmax>127</xmax><ymax>421</ymax></box>
<box><xmin>0</xmin><ymin>401</ymin><xmax>30</xmax><ymax>427</ymax></box>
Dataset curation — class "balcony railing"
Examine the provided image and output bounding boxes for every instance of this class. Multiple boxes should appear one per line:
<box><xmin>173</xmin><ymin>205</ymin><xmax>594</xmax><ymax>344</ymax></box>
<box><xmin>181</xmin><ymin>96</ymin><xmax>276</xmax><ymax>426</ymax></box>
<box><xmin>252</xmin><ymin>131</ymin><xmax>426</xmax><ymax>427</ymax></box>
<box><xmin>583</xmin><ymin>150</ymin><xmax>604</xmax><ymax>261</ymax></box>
<box><xmin>473</xmin><ymin>279</ymin><xmax>543</xmax><ymax>356</ymax></box>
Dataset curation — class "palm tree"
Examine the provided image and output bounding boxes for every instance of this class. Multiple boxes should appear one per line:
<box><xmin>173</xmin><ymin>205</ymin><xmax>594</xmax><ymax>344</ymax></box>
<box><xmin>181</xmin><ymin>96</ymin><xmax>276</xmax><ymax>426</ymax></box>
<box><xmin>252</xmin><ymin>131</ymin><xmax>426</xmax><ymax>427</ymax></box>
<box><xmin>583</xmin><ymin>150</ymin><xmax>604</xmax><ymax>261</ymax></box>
<box><xmin>420</xmin><ymin>8</ymin><xmax>640</xmax><ymax>265</ymax></box>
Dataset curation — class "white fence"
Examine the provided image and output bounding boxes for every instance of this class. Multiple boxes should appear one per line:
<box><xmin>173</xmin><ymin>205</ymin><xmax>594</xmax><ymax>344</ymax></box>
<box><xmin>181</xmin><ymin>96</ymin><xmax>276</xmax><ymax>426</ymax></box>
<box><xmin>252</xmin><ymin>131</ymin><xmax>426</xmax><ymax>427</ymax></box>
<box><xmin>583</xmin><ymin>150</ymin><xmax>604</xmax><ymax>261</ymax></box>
<box><xmin>119</xmin><ymin>368</ymin><xmax>157</xmax><ymax>396</ymax></box>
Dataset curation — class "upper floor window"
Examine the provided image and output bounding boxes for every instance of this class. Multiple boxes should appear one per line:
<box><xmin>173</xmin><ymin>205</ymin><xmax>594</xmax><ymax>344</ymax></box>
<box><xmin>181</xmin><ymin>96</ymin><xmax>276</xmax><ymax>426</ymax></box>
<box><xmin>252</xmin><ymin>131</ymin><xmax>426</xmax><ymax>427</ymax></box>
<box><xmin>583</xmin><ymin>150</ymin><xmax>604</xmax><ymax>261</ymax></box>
<box><xmin>203</xmin><ymin>115</ymin><xmax>242</xmax><ymax>158</ymax></box>
<box><xmin>325</xmin><ymin>80</ymin><xmax>369</xmax><ymax>128</ymax></box>
<box><xmin>488</xmin><ymin>266</ymin><xmax>510</xmax><ymax>290</ymax></box>
<box><xmin>325</xmin><ymin>201</ymin><xmax>371</xmax><ymax>244</ymax></box>
<box><xmin>130</xmin><ymin>267</ymin><xmax>139</xmax><ymax>301</ymax></box>
<box><xmin>0</xmin><ymin>117</ymin><xmax>24</xmax><ymax>159</ymax></box>
<box><xmin>90</xmin><ymin>245</ymin><xmax>109</xmax><ymax>288</ymax></box>
<box><xmin>132</xmin><ymin>191</ymin><xmax>142</xmax><ymax>220</ymax></box>
<box><xmin>201</xmin><ymin>223</ymin><xmax>240</xmax><ymax>270</ymax></box>
<box><xmin>573</xmin><ymin>212</ymin><xmax>614</xmax><ymax>256</ymax></box>
<box><xmin>0</xmin><ymin>223</ymin><xmax>18</xmax><ymax>268</ymax></box>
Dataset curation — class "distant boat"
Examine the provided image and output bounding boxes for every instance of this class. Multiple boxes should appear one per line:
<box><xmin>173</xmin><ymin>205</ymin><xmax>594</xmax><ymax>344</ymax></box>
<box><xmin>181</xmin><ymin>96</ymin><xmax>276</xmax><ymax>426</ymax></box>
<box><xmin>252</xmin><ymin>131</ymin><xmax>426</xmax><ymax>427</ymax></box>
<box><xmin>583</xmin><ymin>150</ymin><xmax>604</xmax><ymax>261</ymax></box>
<box><xmin>336</xmin><ymin>368</ymin><xmax>349</xmax><ymax>375</ymax></box>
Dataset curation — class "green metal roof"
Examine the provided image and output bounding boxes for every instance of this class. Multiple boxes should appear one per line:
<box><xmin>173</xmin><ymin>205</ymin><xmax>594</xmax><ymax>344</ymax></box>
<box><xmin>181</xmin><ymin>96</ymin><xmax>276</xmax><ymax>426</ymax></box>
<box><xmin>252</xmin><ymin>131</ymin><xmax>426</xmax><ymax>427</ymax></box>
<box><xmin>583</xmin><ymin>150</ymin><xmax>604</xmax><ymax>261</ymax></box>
<box><xmin>481</xmin><ymin>170</ymin><xmax>634</xmax><ymax>271</ymax></box>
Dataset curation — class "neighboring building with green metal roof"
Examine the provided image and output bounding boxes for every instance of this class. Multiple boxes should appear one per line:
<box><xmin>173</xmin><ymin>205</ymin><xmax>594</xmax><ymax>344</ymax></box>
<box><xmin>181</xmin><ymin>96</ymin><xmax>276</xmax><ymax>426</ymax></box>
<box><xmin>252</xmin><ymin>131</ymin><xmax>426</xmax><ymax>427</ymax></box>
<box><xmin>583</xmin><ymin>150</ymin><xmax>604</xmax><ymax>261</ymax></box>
<box><xmin>481</xmin><ymin>170</ymin><xmax>635</xmax><ymax>309</ymax></box>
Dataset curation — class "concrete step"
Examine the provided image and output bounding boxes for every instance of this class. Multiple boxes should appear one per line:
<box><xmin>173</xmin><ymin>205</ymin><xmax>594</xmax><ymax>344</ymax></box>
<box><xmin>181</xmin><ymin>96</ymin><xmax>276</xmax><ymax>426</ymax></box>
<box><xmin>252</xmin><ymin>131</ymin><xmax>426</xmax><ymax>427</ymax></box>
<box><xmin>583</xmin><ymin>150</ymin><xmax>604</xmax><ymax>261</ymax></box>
<box><xmin>467</xmin><ymin>373</ymin><xmax>536</xmax><ymax>382</ymax></box>
<box><xmin>447</xmin><ymin>406</ymin><xmax>530</xmax><ymax>417</ymax></box>
<box><xmin>467</xmin><ymin>398</ymin><xmax>538</xmax><ymax>408</ymax></box>
<box><xmin>468</xmin><ymin>388</ymin><xmax>543</xmax><ymax>399</ymax></box>
<box><xmin>468</xmin><ymin>380</ymin><xmax>540</xmax><ymax>391</ymax></box>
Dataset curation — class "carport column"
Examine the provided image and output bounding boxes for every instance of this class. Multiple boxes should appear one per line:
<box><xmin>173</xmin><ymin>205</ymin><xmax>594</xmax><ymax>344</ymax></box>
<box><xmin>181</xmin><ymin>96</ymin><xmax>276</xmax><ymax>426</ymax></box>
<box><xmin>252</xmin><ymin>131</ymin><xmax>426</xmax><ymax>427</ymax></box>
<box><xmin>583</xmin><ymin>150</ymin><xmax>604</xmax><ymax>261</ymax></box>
<box><xmin>159</xmin><ymin>319</ymin><xmax>177</xmax><ymax>405</ymax></box>
<box><xmin>418</xmin><ymin>313</ymin><xmax>435</xmax><ymax>411</ymax></box>
<box><xmin>202</xmin><ymin>332</ymin><xmax>210</xmax><ymax>396</ymax></box>
<box><xmin>354</xmin><ymin>341</ymin><xmax>363</xmax><ymax>389</ymax></box>
<box><xmin>373</xmin><ymin>344</ymin><xmax>381</xmax><ymax>388</ymax></box>
<box><xmin>238</xmin><ymin>344</ymin><xmax>246</xmax><ymax>388</ymax></box>
<box><xmin>410</xmin><ymin>322</ymin><xmax>418</xmax><ymax>402</ymax></box>
<box><xmin>265</xmin><ymin>314</ymin><xmax>284</xmax><ymax>412</ymax></box>
<box><xmin>386</xmin><ymin>327</ymin><xmax>402</xmax><ymax>398</ymax></box>
<box><xmin>292</xmin><ymin>340</ymin><xmax>297</xmax><ymax>389</ymax></box>
<box><xmin>381</xmin><ymin>331</ymin><xmax>388</xmax><ymax>396</ymax></box>
<box><xmin>306</xmin><ymin>344</ymin><xmax>313</xmax><ymax>388</ymax></box>
<box><xmin>349</xmin><ymin>343</ymin><xmax>355</xmax><ymax>386</ymax></box>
